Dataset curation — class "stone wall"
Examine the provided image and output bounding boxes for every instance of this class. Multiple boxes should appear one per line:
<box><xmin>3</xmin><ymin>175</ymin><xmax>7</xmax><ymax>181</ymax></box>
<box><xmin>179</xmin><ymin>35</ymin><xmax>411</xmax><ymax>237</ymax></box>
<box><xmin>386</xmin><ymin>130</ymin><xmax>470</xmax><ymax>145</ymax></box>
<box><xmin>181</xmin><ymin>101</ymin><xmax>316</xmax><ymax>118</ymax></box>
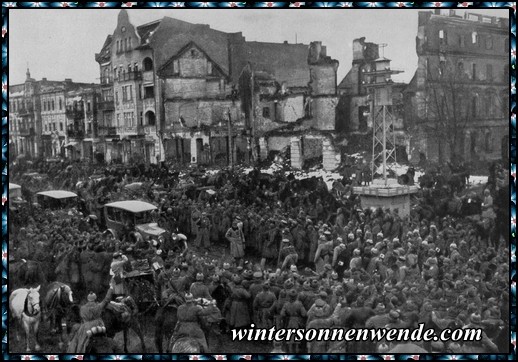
<box><xmin>312</xmin><ymin>97</ymin><xmax>338</xmax><ymax>131</ymax></box>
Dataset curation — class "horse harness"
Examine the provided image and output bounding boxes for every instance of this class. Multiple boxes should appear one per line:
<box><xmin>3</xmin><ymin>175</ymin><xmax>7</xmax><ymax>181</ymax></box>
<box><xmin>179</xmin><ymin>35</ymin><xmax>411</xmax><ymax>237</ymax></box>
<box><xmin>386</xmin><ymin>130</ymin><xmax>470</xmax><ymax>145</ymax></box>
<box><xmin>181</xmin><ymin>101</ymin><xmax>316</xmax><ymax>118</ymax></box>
<box><xmin>23</xmin><ymin>292</ymin><xmax>40</xmax><ymax>318</ymax></box>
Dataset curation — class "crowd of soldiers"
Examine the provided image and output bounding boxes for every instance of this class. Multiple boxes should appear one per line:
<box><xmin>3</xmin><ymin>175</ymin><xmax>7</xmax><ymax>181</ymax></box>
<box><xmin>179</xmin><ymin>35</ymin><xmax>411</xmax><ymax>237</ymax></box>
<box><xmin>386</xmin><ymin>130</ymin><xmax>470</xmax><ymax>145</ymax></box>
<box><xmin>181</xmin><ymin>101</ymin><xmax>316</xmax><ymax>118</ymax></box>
<box><xmin>9</xmin><ymin>159</ymin><xmax>509</xmax><ymax>354</ymax></box>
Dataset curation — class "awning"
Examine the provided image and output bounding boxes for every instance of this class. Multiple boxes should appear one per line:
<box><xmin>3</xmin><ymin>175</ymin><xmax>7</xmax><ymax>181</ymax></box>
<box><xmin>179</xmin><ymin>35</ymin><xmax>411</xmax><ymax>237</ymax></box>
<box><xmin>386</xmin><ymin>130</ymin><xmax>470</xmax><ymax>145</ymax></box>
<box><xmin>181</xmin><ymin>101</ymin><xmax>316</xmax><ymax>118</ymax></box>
<box><xmin>64</xmin><ymin>141</ymin><xmax>78</xmax><ymax>148</ymax></box>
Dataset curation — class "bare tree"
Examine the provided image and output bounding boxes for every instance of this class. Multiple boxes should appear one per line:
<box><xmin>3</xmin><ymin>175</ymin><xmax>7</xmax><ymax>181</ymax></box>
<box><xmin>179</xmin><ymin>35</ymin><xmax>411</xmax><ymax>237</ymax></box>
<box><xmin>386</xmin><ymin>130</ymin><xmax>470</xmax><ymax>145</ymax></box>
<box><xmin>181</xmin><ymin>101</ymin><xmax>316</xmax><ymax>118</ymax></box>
<box><xmin>410</xmin><ymin>59</ymin><xmax>473</xmax><ymax>164</ymax></box>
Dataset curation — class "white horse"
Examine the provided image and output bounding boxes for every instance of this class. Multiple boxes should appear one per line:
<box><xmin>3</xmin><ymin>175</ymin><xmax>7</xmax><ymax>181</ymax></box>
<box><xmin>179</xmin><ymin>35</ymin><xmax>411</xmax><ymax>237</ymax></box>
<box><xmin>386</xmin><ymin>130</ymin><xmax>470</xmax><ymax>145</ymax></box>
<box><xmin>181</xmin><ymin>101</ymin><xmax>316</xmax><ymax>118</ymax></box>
<box><xmin>9</xmin><ymin>286</ymin><xmax>42</xmax><ymax>352</ymax></box>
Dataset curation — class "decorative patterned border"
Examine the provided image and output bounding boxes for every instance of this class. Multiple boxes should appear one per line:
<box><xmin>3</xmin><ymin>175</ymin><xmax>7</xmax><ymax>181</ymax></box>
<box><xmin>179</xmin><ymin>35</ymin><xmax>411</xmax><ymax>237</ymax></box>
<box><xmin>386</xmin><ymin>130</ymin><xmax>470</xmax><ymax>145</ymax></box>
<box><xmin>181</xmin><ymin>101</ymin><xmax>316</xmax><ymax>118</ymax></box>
<box><xmin>1</xmin><ymin>1</ymin><xmax>515</xmax><ymax>360</ymax></box>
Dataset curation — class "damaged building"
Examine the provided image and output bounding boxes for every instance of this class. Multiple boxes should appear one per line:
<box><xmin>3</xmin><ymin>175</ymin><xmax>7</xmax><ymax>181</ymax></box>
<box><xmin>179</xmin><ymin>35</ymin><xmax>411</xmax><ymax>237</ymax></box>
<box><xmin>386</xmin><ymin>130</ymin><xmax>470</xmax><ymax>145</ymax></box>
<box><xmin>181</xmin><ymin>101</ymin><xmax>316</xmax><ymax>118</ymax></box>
<box><xmin>337</xmin><ymin>38</ymin><xmax>409</xmax><ymax>162</ymax></box>
<box><xmin>405</xmin><ymin>10</ymin><xmax>509</xmax><ymax>166</ymax></box>
<box><xmin>95</xmin><ymin>10</ymin><xmax>342</xmax><ymax>168</ymax></box>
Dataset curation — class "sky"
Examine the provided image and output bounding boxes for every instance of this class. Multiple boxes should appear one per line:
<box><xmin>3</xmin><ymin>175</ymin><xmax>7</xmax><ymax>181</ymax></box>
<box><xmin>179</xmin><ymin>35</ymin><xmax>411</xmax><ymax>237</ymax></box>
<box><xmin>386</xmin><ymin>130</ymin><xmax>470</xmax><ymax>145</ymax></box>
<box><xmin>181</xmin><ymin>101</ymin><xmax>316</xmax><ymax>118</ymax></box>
<box><xmin>8</xmin><ymin>8</ymin><xmax>510</xmax><ymax>86</ymax></box>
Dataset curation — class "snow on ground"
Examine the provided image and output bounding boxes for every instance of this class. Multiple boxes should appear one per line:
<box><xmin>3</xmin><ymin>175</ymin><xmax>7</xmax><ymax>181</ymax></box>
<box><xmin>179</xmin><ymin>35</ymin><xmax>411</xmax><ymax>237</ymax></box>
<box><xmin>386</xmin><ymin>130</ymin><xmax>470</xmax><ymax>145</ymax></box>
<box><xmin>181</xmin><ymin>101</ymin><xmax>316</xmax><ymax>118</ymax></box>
<box><xmin>468</xmin><ymin>175</ymin><xmax>488</xmax><ymax>186</ymax></box>
<box><xmin>205</xmin><ymin>162</ymin><xmax>487</xmax><ymax>191</ymax></box>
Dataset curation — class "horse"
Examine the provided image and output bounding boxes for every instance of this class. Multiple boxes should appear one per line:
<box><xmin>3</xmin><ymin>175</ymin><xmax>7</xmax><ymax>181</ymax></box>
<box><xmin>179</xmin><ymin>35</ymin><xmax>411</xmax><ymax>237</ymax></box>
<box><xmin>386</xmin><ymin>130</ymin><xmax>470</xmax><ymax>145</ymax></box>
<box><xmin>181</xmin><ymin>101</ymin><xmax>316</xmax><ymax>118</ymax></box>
<box><xmin>169</xmin><ymin>336</ymin><xmax>201</xmax><ymax>353</ymax></box>
<box><xmin>85</xmin><ymin>335</ymin><xmax>118</xmax><ymax>353</ymax></box>
<box><xmin>154</xmin><ymin>299</ymin><xmax>222</xmax><ymax>353</ymax></box>
<box><xmin>154</xmin><ymin>304</ymin><xmax>179</xmax><ymax>353</ymax></box>
<box><xmin>102</xmin><ymin>299</ymin><xmax>147</xmax><ymax>353</ymax></box>
<box><xmin>9</xmin><ymin>286</ymin><xmax>42</xmax><ymax>352</ymax></box>
<box><xmin>44</xmin><ymin>282</ymin><xmax>74</xmax><ymax>348</ymax></box>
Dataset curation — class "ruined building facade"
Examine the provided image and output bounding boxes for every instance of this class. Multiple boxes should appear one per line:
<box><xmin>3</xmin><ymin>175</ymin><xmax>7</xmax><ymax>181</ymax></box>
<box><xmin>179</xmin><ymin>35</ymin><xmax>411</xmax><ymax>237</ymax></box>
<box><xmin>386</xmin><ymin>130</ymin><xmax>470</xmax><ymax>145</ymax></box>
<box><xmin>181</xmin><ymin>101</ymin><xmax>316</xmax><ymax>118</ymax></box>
<box><xmin>94</xmin><ymin>10</ymin><xmax>340</xmax><ymax>167</ymax></box>
<box><xmin>405</xmin><ymin>10</ymin><xmax>509</xmax><ymax>165</ymax></box>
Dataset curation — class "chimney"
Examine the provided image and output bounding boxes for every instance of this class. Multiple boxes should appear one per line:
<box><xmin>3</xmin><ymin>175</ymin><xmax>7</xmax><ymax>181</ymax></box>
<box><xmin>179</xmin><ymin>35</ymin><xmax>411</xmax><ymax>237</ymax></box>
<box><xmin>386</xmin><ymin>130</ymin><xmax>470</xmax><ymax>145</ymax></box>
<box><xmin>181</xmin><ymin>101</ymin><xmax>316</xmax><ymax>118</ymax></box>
<box><xmin>65</xmin><ymin>78</ymin><xmax>72</xmax><ymax>83</ymax></box>
<box><xmin>284</xmin><ymin>41</ymin><xmax>288</xmax><ymax>44</ymax></box>
<box><xmin>42</xmin><ymin>77</ymin><xmax>47</xmax><ymax>82</ymax></box>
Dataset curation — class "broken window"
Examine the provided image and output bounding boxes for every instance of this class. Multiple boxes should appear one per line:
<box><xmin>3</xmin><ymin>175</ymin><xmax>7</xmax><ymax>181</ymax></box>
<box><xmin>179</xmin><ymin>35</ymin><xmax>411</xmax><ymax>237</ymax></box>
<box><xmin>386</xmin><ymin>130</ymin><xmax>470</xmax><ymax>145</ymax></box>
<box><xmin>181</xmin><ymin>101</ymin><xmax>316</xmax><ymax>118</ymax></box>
<box><xmin>439</xmin><ymin>30</ymin><xmax>447</xmax><ymax>44</ymax></box>
<box><xmin>472</xmin><ymin>32</ymin><xmax>478</xmax><ymax>45</ymax></box>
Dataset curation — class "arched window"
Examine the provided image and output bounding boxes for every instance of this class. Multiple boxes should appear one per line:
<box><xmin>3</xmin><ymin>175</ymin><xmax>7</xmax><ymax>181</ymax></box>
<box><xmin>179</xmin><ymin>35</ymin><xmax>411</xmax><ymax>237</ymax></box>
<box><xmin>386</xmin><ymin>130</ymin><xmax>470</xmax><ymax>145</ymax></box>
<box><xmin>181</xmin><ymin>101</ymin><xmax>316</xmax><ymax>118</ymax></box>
<box><xmin>145</xmin><ymin>110</ymin><xmax>156</xmax><ymax>126</ymax></box>
<box><xmin>143</xmin><ymin>57</ymin><xmax>153</xmax><ymax>72</ymax></box>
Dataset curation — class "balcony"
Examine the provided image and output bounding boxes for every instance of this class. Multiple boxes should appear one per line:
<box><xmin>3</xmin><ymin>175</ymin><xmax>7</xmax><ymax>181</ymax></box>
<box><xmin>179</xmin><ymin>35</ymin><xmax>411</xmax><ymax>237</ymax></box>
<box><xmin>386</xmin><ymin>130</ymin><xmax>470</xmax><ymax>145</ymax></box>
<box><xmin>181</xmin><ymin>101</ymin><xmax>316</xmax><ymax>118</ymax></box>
<box><xmin>66</xmin><ymin>108</ymin><xmax>85</xmax><ymax>120</ymax></box>
<box><xmin>101</xmin><ymin>76</ymin><xmax>113</xmax><ymax>85</ymax></box>
<box><xmin>19</xmin><ymin>127</ymin><xmax>35</xmax><ymax>137</ymax></box>
<box><xmin>137</xmin><ymin>124</ymin><xmax>157</xmax><ymax>136</ymax></box>
<box><xmin>114</xmin><ymin>71</ymin><xmax>142</xmax><ymax>83</ymax></box>
<box><xmin>67</xmin><ymin>129</ymin><xmax>85</xmax><ymax>139</ymax></box>
<box><xmin>143</xmin><ymin>70</ymin><xmax>154</xmax><ymax>84</ymax></box>
<box><xmin>18</xmin><ymin>106</ymin><xmax>34</xmax><ymax>116</ymax></box>
<box><xmin>98</xmin><ymin>126</ymin><xmax>118</xmax><ymax>137</ymax></box>
<box><xmin>99</xmin><ymin>99</ymin><xmax>115</xmax><ymax>111</ymax></box>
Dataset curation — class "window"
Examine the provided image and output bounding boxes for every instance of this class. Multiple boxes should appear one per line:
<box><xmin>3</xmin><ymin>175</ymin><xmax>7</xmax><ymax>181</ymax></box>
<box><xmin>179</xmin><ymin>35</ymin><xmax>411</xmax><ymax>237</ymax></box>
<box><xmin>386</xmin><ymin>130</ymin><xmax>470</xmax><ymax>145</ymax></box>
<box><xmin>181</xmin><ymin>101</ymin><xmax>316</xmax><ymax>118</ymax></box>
<box><xmin>122</xmin><ymin>86</ymin><xmax>127</xmax><ymax>102</ymax></box>
<box><xmin>439</xmin><ymin>59</ymin><xmax>446</xmax><ymax>76</ymax></box>
<box><xmin>143</xmin><ymin>58</ymin><xmax>153</xmax><ymax>72</ymax></box>
<box><xmin>53</xmin><ymin>123</ymin><xmax>57</xmax><ymax>131</ymax></box>
<box><xmin>472</xmin><ymin>63</ymin><xmax>477</xmax><ymax>80</ymax></box>
<box><xmin>439</xmin><ymin>30</ymin><xmax>446</xmax><ymax>44</ymax></box>
<box><xmin>134</xmin><ymin>62</ymin><xmax>139</xmax><ymax>72</ymax></box>
<box><xmin>43</xmin><ymin>101</ymin><xmax>46</xmax><ymax>111</ymax></box>
<box><xmin>140</xmin><ymin>111</ymin><xmax>143</xmax><ymax>126</ymax></box>
<box><xmin>485</xmin><ymin>132</ymin><xmax>491</xmax><ymax>152</ymax></box>
<box><xmin>459</xmin><ymin>34</ymin><xmax>465</xmax><ymax>47</ymax></box>
<box><xmin>191</xmin><ymin>49</ymin><xmax>197</xmax><ymax>57</ymax></box>
<box><xmin>129</xmin><ymin>85</ymin><xmax>133</xmax><ymax>101</ymax></box>
<box><xmin>87</xmin><ymin>101</ymin><xmax>91</xmax><ymax>112</ymax></box>
<box><xmin>128</xmin><ymin>64</ymin><xmax>132</xmax><ymax>73</ymax></box>
<box><xmin>139</xmin><ymin>85</ymin><xmax>143</xmax><ymax>100</ymax></box>
<box><xmin>485</xmin><ymin>36</ymin><xmax>493</xmax><ymax>49</ymax></box>
<box><xmin>115</xmin><ymin>91</ymin><xmax>119</xmax><ymax>105</ymax></box>
<box><xmin>116</xmin><ymin>40</ymin><xmax>120</xmax><ymax>52</ymax></box>
<box><xmin>59</xmin><ymin>123</ymin><xmax>63</xmax><ymax>131</ymax></box>
<box><xmin>144</xmin><ymin>86</ymin><xmax>154</xmax><ymax>99</ymax></box>
<box><xmin>52</xmin><ymin>100</ymin><xmax>55</xmax><ymax>111</ymax></box>
<box><xmin>173</xmin><ymin>60</ymin><xmax>179</xmax><ymax>75</ymax></box>
<box><xmin>114</xmin><ymin>67</ymin><xmax>117</xmax><ymax>80</ymax></box>
<box><xmin>457</xmin><ymin>61</ymin><xmax>464</xmax><ymax>74</ymax></box>
<box><xmin>262</xmin><ymin>107</ymin><xmax>271</xmax><ymax>118</ymax></box>
<box><xmin>207</xmin><ymin>62</ymin><xmax>213</xmax><ymax>75</ymax></box>
<box><xmin>59</xmin><ymin>98</ymin><xmax>62</xmax><ymax>110</ymax></box>
<box><xmin>471</xmin><ymin>96</ymin><xmax>478</xmax><ymax>117</ymax></box>
<box><xmin>116</xmin><ymin>113</ymin><xmax>121</xmax><ymax>127</ymax></box>
<box><xmin>472</xmin><ymin>32</ymin><xmax>478</xmax><ymax>45</ymax></box>
<box><xmin>486</xmin><ymin>64</ymin><xmax>493</xmax><ymax>80</ymax></box>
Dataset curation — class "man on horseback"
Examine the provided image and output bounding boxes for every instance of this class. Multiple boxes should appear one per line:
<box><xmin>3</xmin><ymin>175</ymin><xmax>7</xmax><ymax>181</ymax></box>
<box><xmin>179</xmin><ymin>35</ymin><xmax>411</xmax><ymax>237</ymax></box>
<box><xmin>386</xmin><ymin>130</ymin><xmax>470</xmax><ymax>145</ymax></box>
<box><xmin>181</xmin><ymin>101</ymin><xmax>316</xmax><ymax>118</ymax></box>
<box><xmin>169</xmin><ymin>293</ymin><xmax>212</xmax><ymax>352</ymax></box>
<box><xmin>67</xmin><ymin>288</ymin><xmax>114</xmax><ymax>353</ymax></box>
